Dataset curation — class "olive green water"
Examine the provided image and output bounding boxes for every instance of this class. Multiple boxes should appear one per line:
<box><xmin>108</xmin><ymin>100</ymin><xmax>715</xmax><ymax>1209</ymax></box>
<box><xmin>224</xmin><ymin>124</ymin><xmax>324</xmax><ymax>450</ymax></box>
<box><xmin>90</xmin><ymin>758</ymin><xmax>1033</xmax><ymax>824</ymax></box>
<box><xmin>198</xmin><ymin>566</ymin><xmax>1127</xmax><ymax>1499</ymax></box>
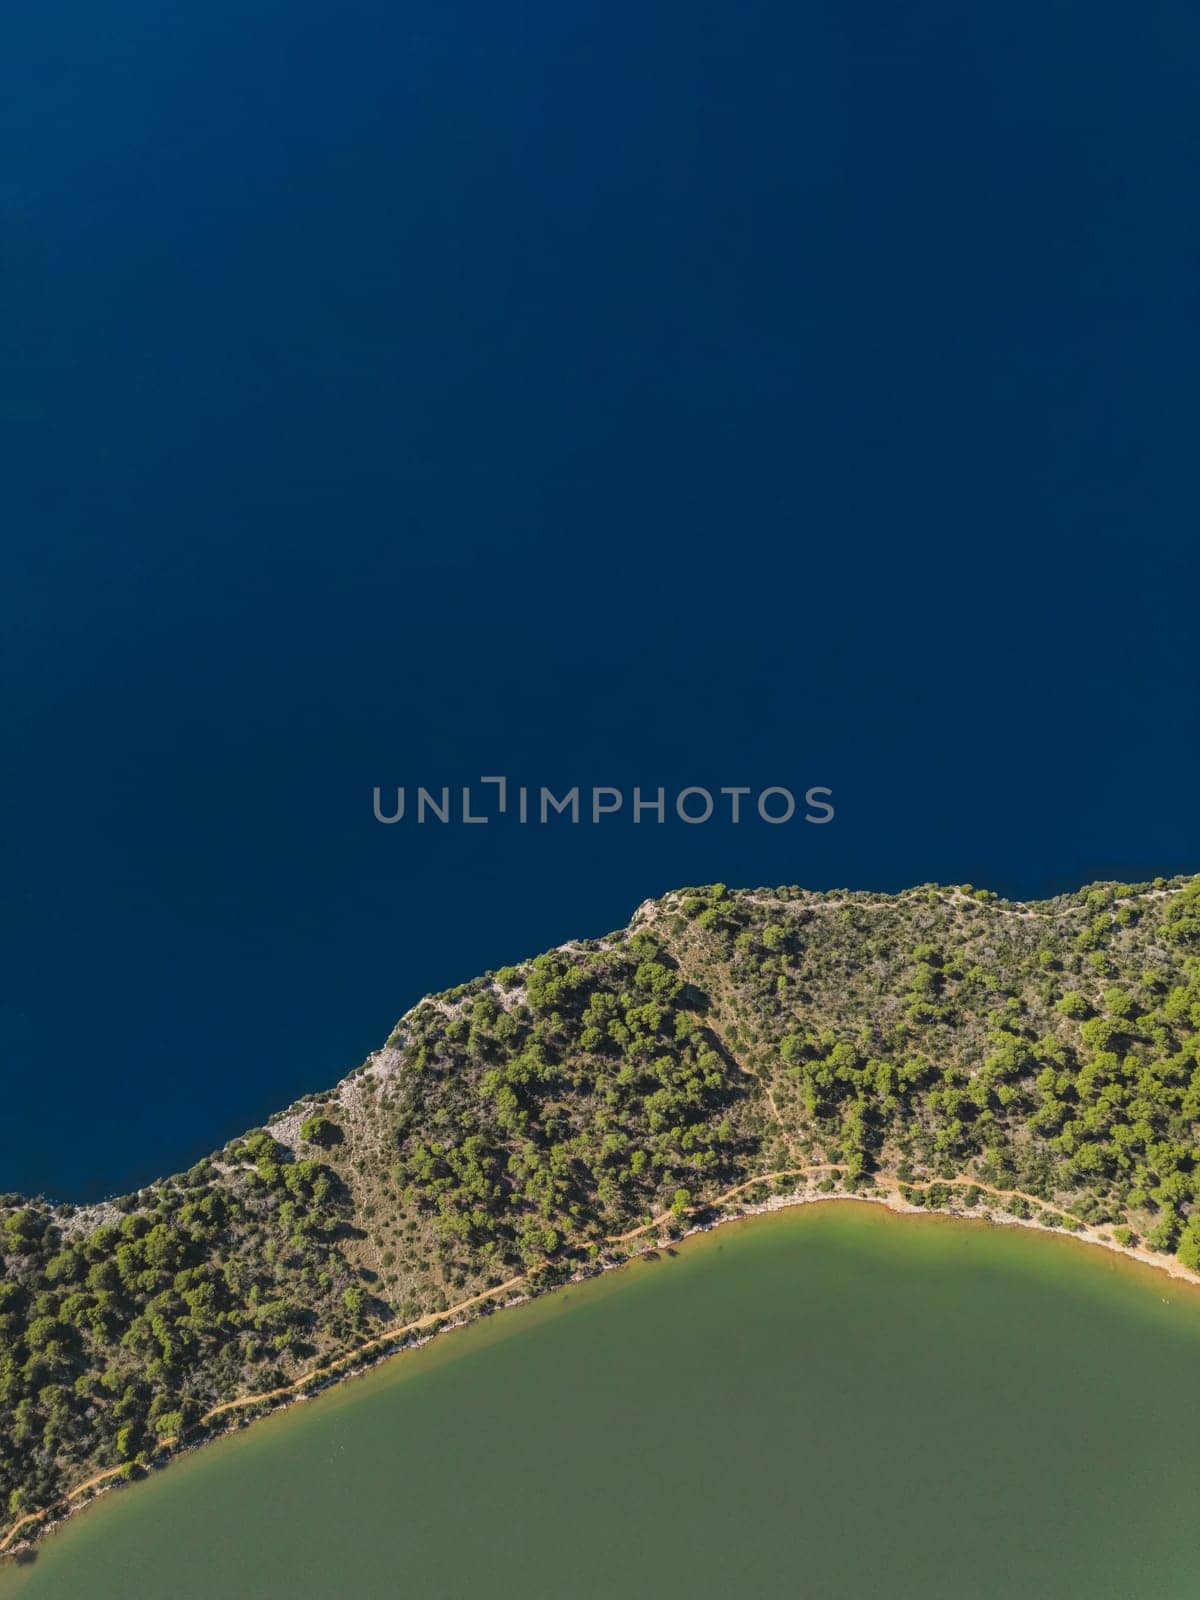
<box><xmin>6</xmin><ymin>1204</ymin><xmax>1200</xmax><ymax>1600</ymax></box>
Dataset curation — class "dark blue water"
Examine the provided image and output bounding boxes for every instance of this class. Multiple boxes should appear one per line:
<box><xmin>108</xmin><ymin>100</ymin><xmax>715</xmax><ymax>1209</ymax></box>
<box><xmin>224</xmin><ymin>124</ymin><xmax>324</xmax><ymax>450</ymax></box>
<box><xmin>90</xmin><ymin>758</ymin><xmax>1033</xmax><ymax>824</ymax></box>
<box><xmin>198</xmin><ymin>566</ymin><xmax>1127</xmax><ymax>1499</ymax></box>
<box><xmin>4</xmin><ymin>0</ymin><xmax>1198</xmax><ymax>1201</ymax></box>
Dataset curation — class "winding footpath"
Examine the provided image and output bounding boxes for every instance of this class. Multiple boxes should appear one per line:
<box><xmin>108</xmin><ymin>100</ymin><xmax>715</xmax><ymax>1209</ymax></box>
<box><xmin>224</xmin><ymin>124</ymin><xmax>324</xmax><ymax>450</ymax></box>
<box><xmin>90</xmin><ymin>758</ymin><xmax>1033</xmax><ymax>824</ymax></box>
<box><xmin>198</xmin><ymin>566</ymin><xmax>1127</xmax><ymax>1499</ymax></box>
<box><xmin>4</xmin><ymin>1162</ymin><xmax>1198</xmax><ymax>1557</ymax></box>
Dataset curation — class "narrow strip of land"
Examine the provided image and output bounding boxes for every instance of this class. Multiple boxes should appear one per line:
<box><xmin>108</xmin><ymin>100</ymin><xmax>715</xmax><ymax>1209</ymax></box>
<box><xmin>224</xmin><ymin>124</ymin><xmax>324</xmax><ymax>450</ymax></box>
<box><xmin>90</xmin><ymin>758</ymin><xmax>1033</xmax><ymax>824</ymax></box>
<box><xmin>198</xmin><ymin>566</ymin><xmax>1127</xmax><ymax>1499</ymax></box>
<box><xmin>4</xmin><ymin>1163</ymin><xmax>1197</xmax><ymax>1555</ymax></box>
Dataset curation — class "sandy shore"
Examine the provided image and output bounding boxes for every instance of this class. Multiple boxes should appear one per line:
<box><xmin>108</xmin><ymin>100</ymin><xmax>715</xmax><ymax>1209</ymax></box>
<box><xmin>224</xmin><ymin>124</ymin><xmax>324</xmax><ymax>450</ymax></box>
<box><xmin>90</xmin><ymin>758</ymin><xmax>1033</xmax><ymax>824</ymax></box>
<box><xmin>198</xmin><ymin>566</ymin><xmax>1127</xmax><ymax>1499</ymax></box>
<box><xmin>711</xmin><ymin>1181</ymin><xmax>1200</xmax><ymax>1289</ymax></box>
<box><xmin>5</xmin><ymin>1171</ymin><xmax>1199</xmax><ymax>1558</ymax></box>
<box><xmin>712</xmin><ymin>1174</ymin><xmax>1200</xmax><ymax>1289</ymax></box>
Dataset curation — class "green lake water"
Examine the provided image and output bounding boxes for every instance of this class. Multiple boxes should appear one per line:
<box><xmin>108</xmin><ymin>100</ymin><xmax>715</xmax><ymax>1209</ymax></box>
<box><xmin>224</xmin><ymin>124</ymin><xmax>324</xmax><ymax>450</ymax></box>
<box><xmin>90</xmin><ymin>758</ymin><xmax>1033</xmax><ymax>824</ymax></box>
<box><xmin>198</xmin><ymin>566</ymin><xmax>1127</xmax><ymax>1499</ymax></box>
<box><xmin>5</xmin><ymin>1202</ymin><xmax>1200</xmax><ymax>1599</ymax></box>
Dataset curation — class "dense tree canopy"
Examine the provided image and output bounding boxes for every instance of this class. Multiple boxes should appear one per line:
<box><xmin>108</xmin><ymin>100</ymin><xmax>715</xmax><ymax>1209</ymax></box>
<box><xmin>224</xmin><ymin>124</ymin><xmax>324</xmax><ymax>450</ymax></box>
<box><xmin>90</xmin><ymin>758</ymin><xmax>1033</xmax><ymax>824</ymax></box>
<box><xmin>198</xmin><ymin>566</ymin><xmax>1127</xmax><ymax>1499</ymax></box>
<box><xmin>2</xmin><ymin>873</ymin><xmax>1198</xmax><ymax>1545</ymax></box>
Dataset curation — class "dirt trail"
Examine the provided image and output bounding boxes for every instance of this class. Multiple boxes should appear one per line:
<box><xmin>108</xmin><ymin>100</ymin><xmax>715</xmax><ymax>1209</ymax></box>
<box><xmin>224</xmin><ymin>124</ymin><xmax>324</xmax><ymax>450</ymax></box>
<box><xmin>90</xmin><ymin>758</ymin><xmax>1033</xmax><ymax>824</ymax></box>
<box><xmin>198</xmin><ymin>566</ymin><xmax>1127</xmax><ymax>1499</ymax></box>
<box><xmin>0</xmin><ymin>1272</ymin><xmax>532</xmax><ymax>1555</ymax></box>
<box><xmin>603</xmin><ymin>1166</ymin><xmax>1101</xmax><ymax>1245</ymax></box>
<box><xmin>5</xmin><ymin>1160</ymin><xmax>1197</xmax><ymax>1556</ymax></box>
<box><xmin>199</xmin><ymin>1271</ymin><xmax>530</xmax><ymax>1425</ymax></box>
<box><xmin>0</xmin><ymin>1462</ymin><xmax>130</xmax><ymax>1553</ymax></box>
<box><xmin>668</xmin><ymin>928</ymin><xmax>802</xmax><ymax>1163</ymax></box>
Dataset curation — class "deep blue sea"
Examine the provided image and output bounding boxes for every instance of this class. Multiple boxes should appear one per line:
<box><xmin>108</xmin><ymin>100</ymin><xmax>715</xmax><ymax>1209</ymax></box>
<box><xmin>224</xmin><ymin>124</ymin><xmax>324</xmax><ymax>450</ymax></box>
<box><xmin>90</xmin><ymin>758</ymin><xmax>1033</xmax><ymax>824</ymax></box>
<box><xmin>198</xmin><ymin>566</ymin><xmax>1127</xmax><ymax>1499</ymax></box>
<box><xmin>3</xmin><ymin>0</ymin><xmax>1198</xmax><ymax>1201</ymax></box>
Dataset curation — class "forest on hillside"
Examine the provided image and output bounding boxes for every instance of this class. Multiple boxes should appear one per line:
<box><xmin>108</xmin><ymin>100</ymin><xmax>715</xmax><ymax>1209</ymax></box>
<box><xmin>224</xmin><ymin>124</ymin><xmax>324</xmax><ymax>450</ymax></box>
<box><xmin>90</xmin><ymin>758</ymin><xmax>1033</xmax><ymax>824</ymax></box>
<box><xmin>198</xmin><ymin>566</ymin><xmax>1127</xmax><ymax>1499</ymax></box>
<box><xmin>3</xmin><ymin>873</ymin><xmax>1198</xmax><ymax>1546</ymax></box>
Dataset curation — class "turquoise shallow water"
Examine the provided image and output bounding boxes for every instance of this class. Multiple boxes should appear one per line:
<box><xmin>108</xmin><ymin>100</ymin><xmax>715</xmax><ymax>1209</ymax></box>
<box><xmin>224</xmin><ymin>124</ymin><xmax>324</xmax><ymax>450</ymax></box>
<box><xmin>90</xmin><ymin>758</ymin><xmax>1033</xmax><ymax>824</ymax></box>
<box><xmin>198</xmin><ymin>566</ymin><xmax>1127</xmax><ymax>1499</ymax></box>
<box><xmin>5</xmin><ymin>1203</ymin><xmax>1200</xmax><ymax>1599</ymax></box>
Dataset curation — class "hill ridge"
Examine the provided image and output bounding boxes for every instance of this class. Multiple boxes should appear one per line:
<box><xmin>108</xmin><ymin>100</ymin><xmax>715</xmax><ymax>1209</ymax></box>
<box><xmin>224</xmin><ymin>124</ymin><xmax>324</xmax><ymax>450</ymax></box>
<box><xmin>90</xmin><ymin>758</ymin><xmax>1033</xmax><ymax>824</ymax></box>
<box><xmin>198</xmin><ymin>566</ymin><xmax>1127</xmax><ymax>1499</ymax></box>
<box><xmin>2</xmin><ymin>872</ymin><xmax>1198</xmax><ymax>1548</ymax></box>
